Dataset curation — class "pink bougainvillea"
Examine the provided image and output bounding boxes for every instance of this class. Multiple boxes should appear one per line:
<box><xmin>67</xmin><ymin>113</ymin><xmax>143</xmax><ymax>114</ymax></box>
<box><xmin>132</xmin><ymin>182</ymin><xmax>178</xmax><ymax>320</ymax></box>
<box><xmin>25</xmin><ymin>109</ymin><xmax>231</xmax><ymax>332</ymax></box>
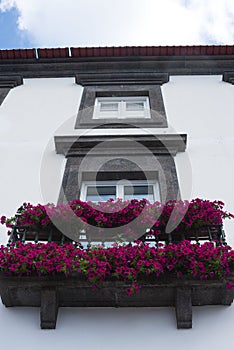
<box><xmin>1</xmin><ymin>198</ymin><xmax>233</xmax><ymax>238</ymax></box>
<box><xmin>0</xmin><ymin>241</ymin><xmax>234</xmax><ymax>295</ymax></box>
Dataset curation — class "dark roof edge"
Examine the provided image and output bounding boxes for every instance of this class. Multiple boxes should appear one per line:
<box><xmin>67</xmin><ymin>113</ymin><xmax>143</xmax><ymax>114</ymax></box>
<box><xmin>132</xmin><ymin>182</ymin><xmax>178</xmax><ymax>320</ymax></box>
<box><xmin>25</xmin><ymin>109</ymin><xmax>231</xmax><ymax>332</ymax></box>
<box><xmin>0</xmin><ymin>45</ymin><xmax>234</xmax><ymax>79</ymax></box>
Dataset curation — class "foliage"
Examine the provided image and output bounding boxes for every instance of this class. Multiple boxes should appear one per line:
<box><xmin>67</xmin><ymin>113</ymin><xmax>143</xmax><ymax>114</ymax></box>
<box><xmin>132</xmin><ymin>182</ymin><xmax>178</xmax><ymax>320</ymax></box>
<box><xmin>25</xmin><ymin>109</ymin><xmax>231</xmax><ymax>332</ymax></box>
<box><xmin>1</xmin><ymin>198</ymin><xmax>233</xmax><ymax>239</ymax></box>
<box><xmin>0</xmin><ymin>241</ymin><xmax>234</xmax><ymax>295</ymax></box>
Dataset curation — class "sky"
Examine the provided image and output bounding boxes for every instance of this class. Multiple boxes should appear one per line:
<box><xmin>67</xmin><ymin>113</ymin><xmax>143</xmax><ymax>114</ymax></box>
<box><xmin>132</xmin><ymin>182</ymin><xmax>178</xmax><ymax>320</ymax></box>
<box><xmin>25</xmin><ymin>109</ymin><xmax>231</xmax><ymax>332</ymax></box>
<box><xmin>0</xmin><ymin>0</ymin><xmax>233</xmax><ymax>49</ymax></box>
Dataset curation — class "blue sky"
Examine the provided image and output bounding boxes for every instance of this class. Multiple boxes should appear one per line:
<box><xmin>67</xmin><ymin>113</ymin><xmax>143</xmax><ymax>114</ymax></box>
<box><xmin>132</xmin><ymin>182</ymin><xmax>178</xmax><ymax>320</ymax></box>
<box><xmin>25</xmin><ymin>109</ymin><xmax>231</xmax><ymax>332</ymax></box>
<box><xmin>0</xmin><ymin>0</ymin><xmax>234</xmax><ymax>49</ymax></box>
<box><xmin>0</xmin><ymin>7</ymin><xmax>32</xmax><ymax>48</ymax></box>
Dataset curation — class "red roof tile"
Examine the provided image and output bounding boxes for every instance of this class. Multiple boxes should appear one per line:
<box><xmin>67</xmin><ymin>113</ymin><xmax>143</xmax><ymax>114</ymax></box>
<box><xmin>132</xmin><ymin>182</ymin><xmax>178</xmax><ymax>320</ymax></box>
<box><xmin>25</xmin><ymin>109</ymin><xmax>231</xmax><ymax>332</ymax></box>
<box><xmin>0</xmin><ymin>45</ymin><xmax>234</xmax><ymax>60</ymax></box>
<box><xmin>0</xmin><ymin>49</ymin><xmax>36</xmax><ymax>59</ymax></box>
<box><xmin>37</xmin><ymin>48</ymin><xmax>69</xmax><ymax>59</ymax></box>
<box><xmin>70</xmin><ymin>45</ymin><xmax>234</xmax><ymax>58</ymax></box>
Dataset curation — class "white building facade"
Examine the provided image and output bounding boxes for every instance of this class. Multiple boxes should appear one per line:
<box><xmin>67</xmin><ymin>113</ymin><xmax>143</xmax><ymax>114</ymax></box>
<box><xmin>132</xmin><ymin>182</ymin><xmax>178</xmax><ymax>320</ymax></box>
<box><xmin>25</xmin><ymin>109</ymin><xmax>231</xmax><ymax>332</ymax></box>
<box><xmin>0</xmin><ymin>46</ymin><xmax>234</xmax><ymax>349</ymax></box>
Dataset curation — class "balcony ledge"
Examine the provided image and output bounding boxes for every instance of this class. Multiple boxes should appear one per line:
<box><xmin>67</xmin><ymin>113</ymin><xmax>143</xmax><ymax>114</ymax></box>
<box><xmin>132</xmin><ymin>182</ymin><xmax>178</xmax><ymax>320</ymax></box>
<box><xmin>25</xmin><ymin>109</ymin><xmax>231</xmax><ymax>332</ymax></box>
<box><xmin>0</xmin><ymin>272</ymin><xmax>233</xmax><ymax>329</ymax></box>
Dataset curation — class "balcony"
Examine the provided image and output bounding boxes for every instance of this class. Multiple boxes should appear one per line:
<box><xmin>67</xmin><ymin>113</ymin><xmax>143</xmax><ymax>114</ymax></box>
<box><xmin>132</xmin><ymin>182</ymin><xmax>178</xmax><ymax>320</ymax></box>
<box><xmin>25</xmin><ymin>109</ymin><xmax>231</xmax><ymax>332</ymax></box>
<box><xmin>0</xmin><ymin>198</ymin><xmax>234</xmax><ymax>329</ymax></box>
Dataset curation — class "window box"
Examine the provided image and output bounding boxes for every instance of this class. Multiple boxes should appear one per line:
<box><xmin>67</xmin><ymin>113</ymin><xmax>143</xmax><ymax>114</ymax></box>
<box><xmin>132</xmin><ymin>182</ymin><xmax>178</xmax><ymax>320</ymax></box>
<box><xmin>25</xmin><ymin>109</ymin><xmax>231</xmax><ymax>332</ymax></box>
<box><xmin>0</xmin><ymin>272</ymin><xmax>233</xmax><ymax>329</ymax></box>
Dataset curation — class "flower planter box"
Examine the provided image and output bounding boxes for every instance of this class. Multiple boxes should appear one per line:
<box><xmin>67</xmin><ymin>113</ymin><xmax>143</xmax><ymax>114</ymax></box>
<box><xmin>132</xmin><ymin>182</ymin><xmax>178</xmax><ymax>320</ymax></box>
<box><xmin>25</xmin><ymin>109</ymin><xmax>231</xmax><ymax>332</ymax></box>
<box><xmin>0</xmin><ymin>272</ymin><xmax>233</xmax><ymax>329</ymax></box>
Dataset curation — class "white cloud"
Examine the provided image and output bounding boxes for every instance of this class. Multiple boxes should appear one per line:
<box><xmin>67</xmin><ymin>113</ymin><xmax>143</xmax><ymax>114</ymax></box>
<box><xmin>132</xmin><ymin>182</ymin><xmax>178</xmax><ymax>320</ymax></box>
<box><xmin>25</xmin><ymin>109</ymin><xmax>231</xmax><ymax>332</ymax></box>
<box><xmin>183</xmin><ymin>0</ymin><xmax>234</xmax><ymax>43</ymax></box>
<box><xmin>0</xmin><ymin>0</ymin><xmax>234</xmax><ymax>47</ymax></box>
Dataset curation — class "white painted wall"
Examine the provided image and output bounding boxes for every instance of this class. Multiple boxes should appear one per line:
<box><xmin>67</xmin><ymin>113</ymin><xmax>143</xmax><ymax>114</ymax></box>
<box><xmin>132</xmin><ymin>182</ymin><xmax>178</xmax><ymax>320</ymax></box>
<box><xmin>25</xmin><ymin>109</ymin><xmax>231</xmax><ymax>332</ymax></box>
<box><xmin>0</xmin><ymin>76</ymin><xmax>234</xmax><ymax>349</ymax></box>
<box><xmin>0</xmin><ymin>78</ymin><xmax>82</xmax><ymax>244</ymax></box>
<box><xmin>162</xmin><ymin>75</ymin><xmax>234</xmax><ymax>246</ymax></box>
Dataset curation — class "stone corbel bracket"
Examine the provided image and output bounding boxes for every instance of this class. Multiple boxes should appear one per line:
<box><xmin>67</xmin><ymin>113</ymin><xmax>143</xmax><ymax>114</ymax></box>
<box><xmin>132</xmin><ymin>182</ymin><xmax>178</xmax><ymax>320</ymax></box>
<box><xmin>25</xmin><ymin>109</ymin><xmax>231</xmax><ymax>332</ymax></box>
<box><xmin>0</xmin><ymin>75</ymin><xmax>23</xmax><ymax>106</ymax></box>
<box><xmin>223</xmin><ymin>72</ymin><xmax>234</xmax><ymax>84</ymax></box>
<box><xmin>0</xmin><ymin>274</ymin><xmax>233</xmax><ymax>329</ymax></box>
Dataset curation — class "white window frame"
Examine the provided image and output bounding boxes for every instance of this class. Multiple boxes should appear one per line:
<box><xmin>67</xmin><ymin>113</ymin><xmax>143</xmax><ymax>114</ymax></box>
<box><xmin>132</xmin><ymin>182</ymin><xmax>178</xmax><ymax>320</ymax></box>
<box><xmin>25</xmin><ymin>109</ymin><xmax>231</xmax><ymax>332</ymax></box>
<box><xmin>80</xmin><ymin>180</ymin><xmax>160</xmax><ymax>203</ymax></box>
<box><xmin>93</xmin><ymin>96</ymin><xmax>151</xmax><ymax>119</ymax></box>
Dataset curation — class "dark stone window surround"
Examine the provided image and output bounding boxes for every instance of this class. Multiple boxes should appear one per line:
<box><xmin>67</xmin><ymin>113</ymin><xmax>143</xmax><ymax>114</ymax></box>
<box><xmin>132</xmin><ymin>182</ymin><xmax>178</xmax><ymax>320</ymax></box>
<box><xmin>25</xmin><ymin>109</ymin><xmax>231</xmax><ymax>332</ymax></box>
<box><xmin>58</xmin><ymin>155</ymin><xmax>180</xmax><ymax>204</ymax></box>
<box><xmin>79</xmin><ymin>168</ymin><xmax>160</xmax><ymax>201</ymax></box>
<box><xmin>55</xmin><ymin>134</ymin><xmax>187</xmax><ymax>204</ymax></box>
<box><xmin>74</xmin><ymin>71</ymin><xmax>169</xmax><ymax>129</ymax></box>
<box><xmin>75</xmin><ymin>84</ymin><xmax>168</xmax><ymax>129</ymax></box>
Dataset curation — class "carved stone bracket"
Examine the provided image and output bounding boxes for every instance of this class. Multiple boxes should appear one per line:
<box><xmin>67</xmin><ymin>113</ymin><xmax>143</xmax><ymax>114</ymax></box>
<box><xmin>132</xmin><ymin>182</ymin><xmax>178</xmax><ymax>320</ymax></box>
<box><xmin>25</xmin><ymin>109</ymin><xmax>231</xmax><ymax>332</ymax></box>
<box><xmin>40</xmin><ymin>288</ymin><xmax>58</xmax><ymax>329</ymax></box>
<box><xmin>0</xmin><ymin>75</ymin><xmax>23</xmax><ymax>88</ymax></box>
<box><xmin>39</xmin><ymin>285</ymin><xmax>194</xmax><ymax>329</ymax></box>
<box><xmin>223</xmin><ymin>72</ymin><xmax>234</xmax><ymax>84</ymax></box>
<box><xmin>0</xmin><ymin>75</ymin><xmax>23</xmax><ymax>106</ymax></box>
<box><xmin>0</xmin><ymin>274</ymin><xmax>233</xmax><ymax>329</ymax></box>
<box><xmin>176</xmin><ymin>287</ymin><xmax>192</xmax><ymax>329</ymax></box>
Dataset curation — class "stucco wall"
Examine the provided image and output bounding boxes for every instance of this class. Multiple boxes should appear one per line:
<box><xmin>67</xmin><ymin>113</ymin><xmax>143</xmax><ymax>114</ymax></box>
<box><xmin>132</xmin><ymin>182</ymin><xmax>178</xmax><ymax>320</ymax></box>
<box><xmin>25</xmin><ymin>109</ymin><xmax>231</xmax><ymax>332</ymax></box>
<box><xmin>0</xmin><ymin>75</ymin><xmax>234</xmax><ymax>349</ymax></box>
<box><xmin>162</xmin><ymin>75</ymin><xmax>234</xmax><ymax>246</ymax></box>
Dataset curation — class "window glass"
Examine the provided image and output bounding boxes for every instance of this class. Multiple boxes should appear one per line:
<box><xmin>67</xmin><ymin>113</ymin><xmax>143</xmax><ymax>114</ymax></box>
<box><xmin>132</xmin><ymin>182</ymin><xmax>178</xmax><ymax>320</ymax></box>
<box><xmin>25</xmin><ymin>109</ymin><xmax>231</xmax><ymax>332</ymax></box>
<box><xmin>124</xmin><ymin>185</ymin><xmax>154</xmax><ymax>202</ymax></box>
<box><xmin>82</xmin><ymin>181</ymin><xmax>159</xmax><ymax>203</ymax></box>
<box><xmin>100</xmin><ymin>102</ymin><xmax>118</xmax><ymax>112</ymax></box>
<box><xmin>126</xmin><ymin>101</ymin><xmax>145</xmax><ymax>111</ymax></box>
<box><xmin>93</xmin><ymin>96</ymin><xmax>150</xmax><ymax>119</ymax></box>
<box><xmin>86</xmin><ymin>185</ymin><xmax>116</xmax><ymax>202</ymax></box>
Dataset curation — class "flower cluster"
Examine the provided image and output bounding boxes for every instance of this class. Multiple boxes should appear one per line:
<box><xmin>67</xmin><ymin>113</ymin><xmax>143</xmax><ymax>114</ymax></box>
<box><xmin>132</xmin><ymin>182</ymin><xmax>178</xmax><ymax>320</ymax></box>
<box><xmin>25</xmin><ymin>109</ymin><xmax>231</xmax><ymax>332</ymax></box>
<box><xmin>0</xmin><ymin>241</ymin><xmax>234</xmax><ymax>295</ymax></box>
<box><xmin>1</xmin><ymin>199</ymin><xmax>233</xmax><ymax>239</ymax></box>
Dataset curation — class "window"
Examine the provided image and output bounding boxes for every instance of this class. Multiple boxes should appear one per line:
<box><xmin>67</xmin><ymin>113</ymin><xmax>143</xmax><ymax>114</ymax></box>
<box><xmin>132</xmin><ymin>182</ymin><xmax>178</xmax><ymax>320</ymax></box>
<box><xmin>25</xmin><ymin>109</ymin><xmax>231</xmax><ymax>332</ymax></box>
<box><xmin>56</xmin><ymin>136</ymin><xmax>185</xmax><ymax>204</ymax></box>
<box><xmin>74</xmin><ymin>85</ymin><xmax>168</xmax><ymax>128</ymax></box>
<box><xmin>93</xmin><ymin>96</ymin><xmax>151</xmax><ymax>119</ymax></box>
<box><xmin>80</xmin><ymin>180</ymin><xmax>160</xmax><ymax>203</ymax></box>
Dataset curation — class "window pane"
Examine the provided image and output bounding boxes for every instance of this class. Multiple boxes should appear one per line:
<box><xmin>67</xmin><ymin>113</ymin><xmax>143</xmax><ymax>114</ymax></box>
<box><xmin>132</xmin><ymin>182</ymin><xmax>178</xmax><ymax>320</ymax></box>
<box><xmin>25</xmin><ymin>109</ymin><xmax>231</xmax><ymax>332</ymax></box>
<box><xmin>86</xmin><ymin>186</ymin><xmax>116</xmax><ymax>202</ymax></box>
<box><xmin>124</xmin><ymin>185</ymin><xmax>154</xmax><ymax>202</ymax></box>
<box><xmin>100</xmin><ymin>102</ymin><xmax>118</xmax><ymax>112</ymax></box>
<box><xmin>126</xmin><ymin>102</ymin><xmax>144</xmax><ymax>111</ymax></box>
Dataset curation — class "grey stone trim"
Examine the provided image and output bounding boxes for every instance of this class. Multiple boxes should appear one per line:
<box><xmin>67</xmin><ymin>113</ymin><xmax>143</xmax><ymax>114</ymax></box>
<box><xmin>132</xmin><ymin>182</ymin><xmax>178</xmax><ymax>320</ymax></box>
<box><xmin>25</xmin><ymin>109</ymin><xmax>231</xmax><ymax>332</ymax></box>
<box><xmin>0</xmin><ymin>75</ymin><xmax>23</xmax><ymax>88</ymax></box>
<box><xmin>56</xmin><ymin>134</ymin><xmax>186</xmax><ymax>203</ymax></box>
<box><xmin>75</xmin><ymin>72</ymin><xmax>169</xmax><ymax>86</ymax></box>
<box><xmin>1</xmin><ymin>272</ymin><xmax>232</xmax><ymax>329</ymax></box>
<box><xmin>54</xmin><ymin>134</ymin><xmax>187</xmax><ymax>157</ymax></box>
<box><xmin>223</xmin><ymin>72</ymin><xmax>234</xmax><ymax>84</ymax></box>
<box><xmin>40</xmin><ymin>288</ymin><xmax>58</xmax><ymax>329</ymax></box>
<box><xmin>58</xmin><ymin>157</ymin><xmax>81</xmax><ymax>203</ymax></box>
<box><xmin>57</xmin><ymin>154</ymin><xmax>181</xmax><ymax>204</ymax></box>
<box><xmin>0</xmin><ymin>88</ymin><xmax>10</xmax><ymax>106</ymax></box>
<box><xmin>74</xmin><ymin>85</ymin><xmax>168</xmax><ymax>128</ymax></box>
<box><xmin>0</xmin><ymin>56</ymin><xmax>234</xmax><ymax>78</ymax></box>
<box><xmin>176</xmin><ymin>287</ymin><xmax>192</xmax><ymax>329</ymax></box>
<box><xmin>0</xmin><ymin>75</ymin><xmax>23</xmax><ymax>105</ymax></box>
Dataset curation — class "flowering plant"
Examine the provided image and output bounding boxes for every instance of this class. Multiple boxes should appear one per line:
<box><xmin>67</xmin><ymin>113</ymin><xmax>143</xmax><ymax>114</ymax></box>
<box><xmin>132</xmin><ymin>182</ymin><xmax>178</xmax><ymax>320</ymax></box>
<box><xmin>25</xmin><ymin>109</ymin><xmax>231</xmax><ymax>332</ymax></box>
<box><xmin>1</xmin><ymin>198</ymin><xmax>233</xmax><ymax>239</ymax></box>
<box><xmin>0</xmin><ymin>241</ymin><xmax>234</xmax><ymax>295</ymax></box>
